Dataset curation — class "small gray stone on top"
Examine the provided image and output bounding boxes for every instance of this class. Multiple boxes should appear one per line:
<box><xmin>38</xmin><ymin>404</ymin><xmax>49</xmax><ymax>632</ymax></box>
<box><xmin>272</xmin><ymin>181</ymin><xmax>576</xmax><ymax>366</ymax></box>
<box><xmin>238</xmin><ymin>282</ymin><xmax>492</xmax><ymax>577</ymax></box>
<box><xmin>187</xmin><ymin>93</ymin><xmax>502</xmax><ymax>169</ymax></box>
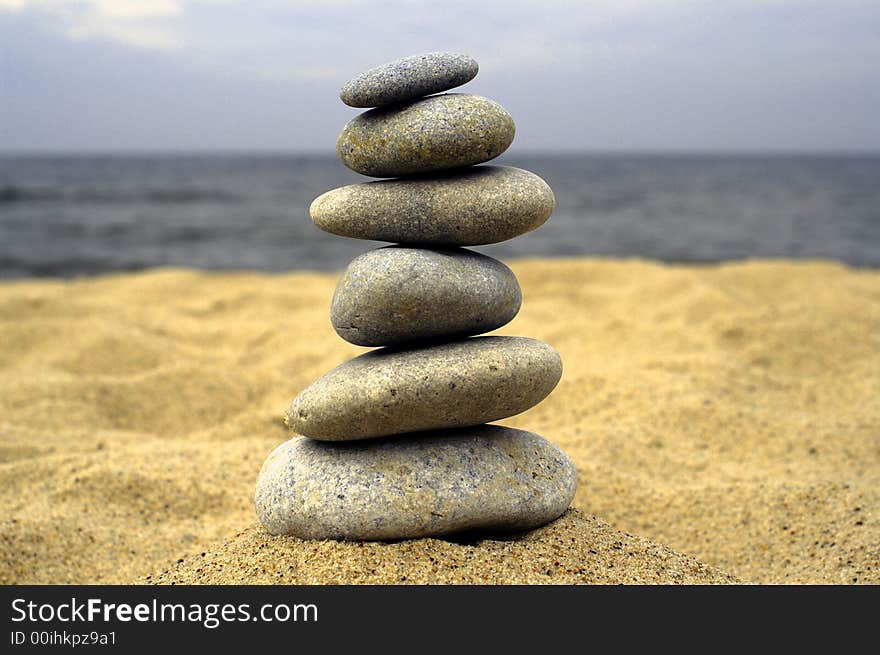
<box><xmin>254</xmin><ymin>425</ymin><xmax>578</xmax><ymax>540</ymax></box>
<box><xmin>340</xmin><ymin>51</ymin><xmax>479</xmax><ymax>108</ymax></box>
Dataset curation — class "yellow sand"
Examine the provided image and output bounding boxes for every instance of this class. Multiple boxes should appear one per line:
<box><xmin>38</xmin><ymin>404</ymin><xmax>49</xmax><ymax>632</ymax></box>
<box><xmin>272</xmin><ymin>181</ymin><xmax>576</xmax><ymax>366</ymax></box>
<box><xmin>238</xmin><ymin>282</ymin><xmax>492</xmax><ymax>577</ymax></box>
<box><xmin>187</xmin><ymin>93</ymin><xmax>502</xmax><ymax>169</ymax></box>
<box><xmin>1</xmin><ymin>259</ymin><xmax>877</xmax><ymax>584</ymax></box>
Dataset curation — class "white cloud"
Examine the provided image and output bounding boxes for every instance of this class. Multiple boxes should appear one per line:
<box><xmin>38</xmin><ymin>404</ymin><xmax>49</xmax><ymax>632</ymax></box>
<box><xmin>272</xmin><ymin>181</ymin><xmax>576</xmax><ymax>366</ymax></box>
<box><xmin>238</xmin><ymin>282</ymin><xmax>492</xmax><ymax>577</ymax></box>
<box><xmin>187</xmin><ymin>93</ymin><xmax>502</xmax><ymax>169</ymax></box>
<box><xmin>1</xmin><ymin>0</ymin><xmax>183</xmax><ymax>49</ymax></box>
<box><xmin>92</xmin><ymin>0</ymin><xmax>181</xmax><ymax>19</ymax></box>
<box><xmin>0</xmin><ymin>0</ymin><xmax>180</xmax><ymax>13</ymax></box>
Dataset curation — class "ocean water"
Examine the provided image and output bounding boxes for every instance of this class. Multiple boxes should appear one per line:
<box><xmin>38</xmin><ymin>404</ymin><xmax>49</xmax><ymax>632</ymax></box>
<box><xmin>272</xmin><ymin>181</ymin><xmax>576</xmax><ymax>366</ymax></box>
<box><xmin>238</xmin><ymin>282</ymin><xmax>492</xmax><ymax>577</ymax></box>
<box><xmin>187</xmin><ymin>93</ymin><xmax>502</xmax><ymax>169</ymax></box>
<box><xmin>0</xmin><ymin>153</ymin><xmax>878</xmax><ymax>278</ymax></box>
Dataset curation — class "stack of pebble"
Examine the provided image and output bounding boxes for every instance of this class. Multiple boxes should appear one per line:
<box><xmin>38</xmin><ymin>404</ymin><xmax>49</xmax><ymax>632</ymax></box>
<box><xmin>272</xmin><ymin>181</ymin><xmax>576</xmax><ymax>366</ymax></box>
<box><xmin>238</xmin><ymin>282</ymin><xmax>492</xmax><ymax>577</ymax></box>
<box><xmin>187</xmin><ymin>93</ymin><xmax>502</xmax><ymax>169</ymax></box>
<box><xmin>255</xmin><ymin>52</ymin><xmax>578</xmax><ymax>541</ymax></box>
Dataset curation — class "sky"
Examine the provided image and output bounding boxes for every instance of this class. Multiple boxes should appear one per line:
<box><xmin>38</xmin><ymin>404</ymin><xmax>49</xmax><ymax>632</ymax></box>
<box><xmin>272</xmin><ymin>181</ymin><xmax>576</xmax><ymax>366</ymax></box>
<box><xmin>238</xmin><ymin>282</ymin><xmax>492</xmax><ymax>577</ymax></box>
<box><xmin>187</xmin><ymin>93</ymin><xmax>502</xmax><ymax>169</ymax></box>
<box><xmin>1</xmin><ymin>0</ymin><xmax>879</xmax><ymax>153</ymax></box>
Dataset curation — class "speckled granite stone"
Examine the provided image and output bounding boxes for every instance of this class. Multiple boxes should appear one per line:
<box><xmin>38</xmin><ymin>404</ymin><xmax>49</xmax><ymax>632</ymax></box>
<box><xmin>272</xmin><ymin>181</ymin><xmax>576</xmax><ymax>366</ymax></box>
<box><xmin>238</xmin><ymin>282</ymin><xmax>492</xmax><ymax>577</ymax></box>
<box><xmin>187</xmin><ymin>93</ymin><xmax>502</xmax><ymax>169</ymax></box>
<box><xmin>310</xmin><ymin>166</ymin><xmax>554</xmax><ymax>246</ymax></box>
<box><xmin>337</xmin><ymin>94</ymin><xmax>515</xmax><ymax>178</ymax></box>
<box><xmin>286</xmin><ymin>336</ymin><xmax>562</xmax><ymax>440</ymax></box>
<box><xmin>254</xmin><ymin>425</ymin><xmax>578</xmax><ymax>540</ymax></box>
<box><xmin>331</xmin><ymin>246</ymin><xmax>521</xmax><ymax>347</ymax></box>
<box><xmin>340</xmin><ymin>51</ymin><xmax>478</xmax><ymax>108</ymax></box>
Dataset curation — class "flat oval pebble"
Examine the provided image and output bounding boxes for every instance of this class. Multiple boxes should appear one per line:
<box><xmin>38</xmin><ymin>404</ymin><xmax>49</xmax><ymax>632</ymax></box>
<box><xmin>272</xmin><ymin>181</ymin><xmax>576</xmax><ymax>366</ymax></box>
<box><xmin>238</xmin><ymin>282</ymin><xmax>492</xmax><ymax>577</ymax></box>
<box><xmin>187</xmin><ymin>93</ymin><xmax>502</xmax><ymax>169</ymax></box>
<box><xmin>254</xmin><ymin>425</ymin><xmax>578</xmax><ymax>540</ymax></box>
<box><xmin>340</xmin><ymin>51</ymin><xmax>478</xmax><ymax>108</ymax></box>
<box><xmin>286</xmin><ymin>336</ymin><xmax>562</xmax><ymax>440</ymax></box>
<box><xmin>331</xmin><ymin>246</ymin><xmax>521</xmax><ymax>347</ymax></box>
<box><xmin>311</xmin><ymin>166</ymin><xmax>555</xmax><ymax>246</ymax></box>
<box><xmin>337</xmin><ymin>94</ymin><xmax>515</xmax><ymax>178</ymax></box>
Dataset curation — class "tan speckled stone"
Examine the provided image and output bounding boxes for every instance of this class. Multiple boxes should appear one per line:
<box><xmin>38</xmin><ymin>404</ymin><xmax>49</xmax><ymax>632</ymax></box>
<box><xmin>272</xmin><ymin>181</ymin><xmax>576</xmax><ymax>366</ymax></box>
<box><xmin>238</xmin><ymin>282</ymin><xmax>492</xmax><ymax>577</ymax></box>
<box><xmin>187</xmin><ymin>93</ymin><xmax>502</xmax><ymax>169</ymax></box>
<box><xmin>337</xmin><ymin>94</ymin><xmax>515</xmax><ymax>178</ymax></box>
<box><xmin>254</xmin><ymin>425</ymin><xmax>577</xmax><ymax>540</ymax></box>
<box><xmin>331</xmin><ymin>246</ymin><xmax>521</xmax><ymax>347</ymax></box>
<box><xmin>310</xmin><ymin>166</ymin><xmax>555</xmax><ymax>246</ymax></box>
<box><xmin>286</xmin><ymin>336</ymin><xmax>562</xmax><ymax>440</ymax></box>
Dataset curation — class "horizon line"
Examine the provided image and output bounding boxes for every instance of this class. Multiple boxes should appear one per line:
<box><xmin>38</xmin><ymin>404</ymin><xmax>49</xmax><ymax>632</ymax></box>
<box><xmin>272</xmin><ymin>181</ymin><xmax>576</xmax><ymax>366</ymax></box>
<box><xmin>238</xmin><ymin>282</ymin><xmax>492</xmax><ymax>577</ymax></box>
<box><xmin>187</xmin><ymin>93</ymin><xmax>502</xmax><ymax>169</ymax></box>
<box><xmin>2</xmin><ymin>148</ymin><xmax>879</xmax><ymax>158</ymax></box>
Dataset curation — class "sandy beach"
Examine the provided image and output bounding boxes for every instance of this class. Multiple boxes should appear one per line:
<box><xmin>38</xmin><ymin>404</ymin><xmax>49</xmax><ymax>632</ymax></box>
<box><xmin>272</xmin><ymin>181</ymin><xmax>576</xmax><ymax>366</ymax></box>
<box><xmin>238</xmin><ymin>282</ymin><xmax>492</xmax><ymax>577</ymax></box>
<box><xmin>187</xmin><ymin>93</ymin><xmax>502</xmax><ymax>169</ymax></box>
<box><xmin>1</xmin><ymin>258</ymin><xmax>877</xmax><ymax>584</ymax></box>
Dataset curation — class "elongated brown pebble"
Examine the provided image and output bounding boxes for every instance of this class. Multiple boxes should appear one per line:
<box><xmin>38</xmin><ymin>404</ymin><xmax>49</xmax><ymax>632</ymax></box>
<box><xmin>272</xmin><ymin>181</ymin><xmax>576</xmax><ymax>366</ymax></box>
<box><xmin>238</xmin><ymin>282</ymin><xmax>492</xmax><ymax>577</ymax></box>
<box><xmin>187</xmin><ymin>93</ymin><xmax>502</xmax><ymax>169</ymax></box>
<box><xmin>286</xmin><ymin>336</ymin><xmax>562</xmax><ymax>440</ymax></box>
<box><xmin>310</xmin><ymin>166</ymin><xmax>555</xmax><ymax>246</ymax></box>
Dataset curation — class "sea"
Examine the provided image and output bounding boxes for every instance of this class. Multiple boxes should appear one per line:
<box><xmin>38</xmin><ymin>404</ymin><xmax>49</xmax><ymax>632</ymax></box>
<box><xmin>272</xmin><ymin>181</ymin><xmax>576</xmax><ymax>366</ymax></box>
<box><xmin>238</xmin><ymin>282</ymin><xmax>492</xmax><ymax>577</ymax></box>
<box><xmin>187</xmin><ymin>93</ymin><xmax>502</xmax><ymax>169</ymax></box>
<box><xmin>0</xmin><ymin>153</ymin><xmax>878</xmax><ymax>278</ymax></box>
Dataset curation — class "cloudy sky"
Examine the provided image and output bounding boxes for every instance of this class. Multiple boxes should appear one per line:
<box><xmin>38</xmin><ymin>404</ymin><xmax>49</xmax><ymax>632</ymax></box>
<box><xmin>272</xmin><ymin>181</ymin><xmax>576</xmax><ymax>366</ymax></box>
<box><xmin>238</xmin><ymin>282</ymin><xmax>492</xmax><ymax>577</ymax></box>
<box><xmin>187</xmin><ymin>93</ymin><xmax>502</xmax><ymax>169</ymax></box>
<box><xmin>1</xmin><ymin>0</ymin><xmax>878</xmax><ymax>152</ymax></box>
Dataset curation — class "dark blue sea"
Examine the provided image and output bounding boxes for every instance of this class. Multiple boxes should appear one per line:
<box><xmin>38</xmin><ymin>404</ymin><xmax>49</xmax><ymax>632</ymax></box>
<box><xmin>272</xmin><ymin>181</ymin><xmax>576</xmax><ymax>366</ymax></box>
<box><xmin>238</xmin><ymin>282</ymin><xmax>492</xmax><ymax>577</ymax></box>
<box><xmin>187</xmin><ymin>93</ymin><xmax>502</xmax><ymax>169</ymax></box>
<box><xmin>0</xmin><ymin>153</ymin><xmax>878</xmax><ymax>278</ymax></box>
